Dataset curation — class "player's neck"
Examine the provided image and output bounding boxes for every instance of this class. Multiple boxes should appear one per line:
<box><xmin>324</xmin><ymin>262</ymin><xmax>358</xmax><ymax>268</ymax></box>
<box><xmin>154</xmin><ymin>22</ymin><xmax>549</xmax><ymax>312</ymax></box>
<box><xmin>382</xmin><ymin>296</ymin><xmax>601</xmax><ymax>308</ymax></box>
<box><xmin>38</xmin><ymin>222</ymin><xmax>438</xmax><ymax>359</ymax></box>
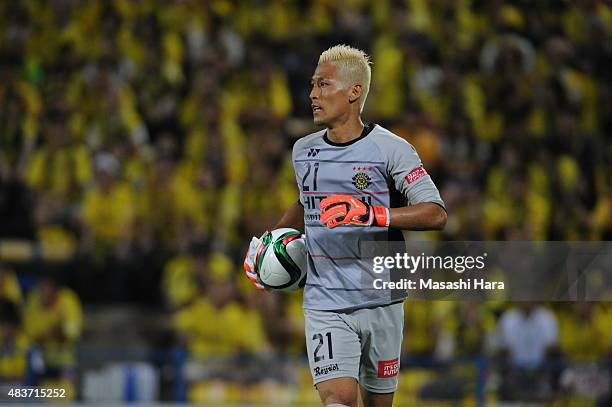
<box><xmin>326</xmin><ymin>116</ymin><xmax>364</xmax><ymax>144</ymax></box>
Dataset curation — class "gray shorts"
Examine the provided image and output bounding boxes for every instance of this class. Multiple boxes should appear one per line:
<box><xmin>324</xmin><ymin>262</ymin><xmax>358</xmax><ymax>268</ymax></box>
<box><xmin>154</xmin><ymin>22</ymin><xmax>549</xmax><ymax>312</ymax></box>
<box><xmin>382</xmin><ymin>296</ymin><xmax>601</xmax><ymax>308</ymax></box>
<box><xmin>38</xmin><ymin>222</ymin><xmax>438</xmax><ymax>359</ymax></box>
<box><xmin>304</xmin><ymin>302</ymin><xmax>404</xmax><ymax>393</ymax></box>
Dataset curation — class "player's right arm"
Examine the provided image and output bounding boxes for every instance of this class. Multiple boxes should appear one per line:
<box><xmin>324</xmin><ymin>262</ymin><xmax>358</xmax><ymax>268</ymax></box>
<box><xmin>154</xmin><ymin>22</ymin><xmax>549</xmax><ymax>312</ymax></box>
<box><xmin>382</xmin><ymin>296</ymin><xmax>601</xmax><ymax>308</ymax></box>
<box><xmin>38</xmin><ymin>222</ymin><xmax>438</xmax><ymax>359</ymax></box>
<box><xmin>273</xmin><ymin>201</ymin><xmax>304</xmax><ymax>231</ymax></box>
<box><xmin>244</xmin><ymin>201</ymin><xmax>304</xmax><ymax>290</ymax></box>
<box><xmin>245</xmin><ymin>137</ymin><xmax>308</xmax><ymax>290</ymax></box>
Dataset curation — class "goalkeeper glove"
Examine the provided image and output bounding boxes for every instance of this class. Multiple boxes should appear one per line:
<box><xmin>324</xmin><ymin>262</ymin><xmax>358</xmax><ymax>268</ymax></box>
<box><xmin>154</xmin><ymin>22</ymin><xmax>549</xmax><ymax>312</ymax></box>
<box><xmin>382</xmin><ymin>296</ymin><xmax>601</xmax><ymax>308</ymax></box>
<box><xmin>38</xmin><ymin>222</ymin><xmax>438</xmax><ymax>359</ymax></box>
<box><xmin>320</xmin><ymin>195</ymin><xmax>389</xmax><ymax>229</ymax></box>
<box><xmin>243</xmin><ymin>233</ymin><xmax>269</xmax><ymax>291</ymax></box>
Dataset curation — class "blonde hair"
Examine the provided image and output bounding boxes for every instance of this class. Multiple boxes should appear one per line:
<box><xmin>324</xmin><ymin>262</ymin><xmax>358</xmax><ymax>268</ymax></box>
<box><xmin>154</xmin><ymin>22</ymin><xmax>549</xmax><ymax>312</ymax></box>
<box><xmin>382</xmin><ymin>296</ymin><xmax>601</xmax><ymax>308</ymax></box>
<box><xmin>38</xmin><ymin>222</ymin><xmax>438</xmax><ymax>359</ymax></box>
<box><xmin>318</xmin><ymin>45</ymin><xmax>372</xmax><ymax>112</ymax></box>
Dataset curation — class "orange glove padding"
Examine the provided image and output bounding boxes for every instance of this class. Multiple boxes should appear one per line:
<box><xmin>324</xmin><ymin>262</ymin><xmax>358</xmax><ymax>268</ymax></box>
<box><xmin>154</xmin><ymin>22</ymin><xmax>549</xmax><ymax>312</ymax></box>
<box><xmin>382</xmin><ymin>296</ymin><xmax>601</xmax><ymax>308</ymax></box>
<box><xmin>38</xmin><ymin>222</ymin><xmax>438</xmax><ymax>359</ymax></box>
<box><xmin>320</xmin><ymin>195</ymin><xmax>389</xmax><ymax>228</ymax></box>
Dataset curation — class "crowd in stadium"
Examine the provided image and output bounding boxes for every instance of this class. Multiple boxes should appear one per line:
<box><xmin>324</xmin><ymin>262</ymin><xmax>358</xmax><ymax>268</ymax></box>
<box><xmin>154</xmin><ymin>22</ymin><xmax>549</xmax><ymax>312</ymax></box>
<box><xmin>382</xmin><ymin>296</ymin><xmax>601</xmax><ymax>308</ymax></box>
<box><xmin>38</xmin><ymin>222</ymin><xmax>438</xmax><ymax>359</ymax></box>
<box><xmin>0</xmin><ymin>0</ymin><xmax>611</xmax><ymax>403</ymax></box>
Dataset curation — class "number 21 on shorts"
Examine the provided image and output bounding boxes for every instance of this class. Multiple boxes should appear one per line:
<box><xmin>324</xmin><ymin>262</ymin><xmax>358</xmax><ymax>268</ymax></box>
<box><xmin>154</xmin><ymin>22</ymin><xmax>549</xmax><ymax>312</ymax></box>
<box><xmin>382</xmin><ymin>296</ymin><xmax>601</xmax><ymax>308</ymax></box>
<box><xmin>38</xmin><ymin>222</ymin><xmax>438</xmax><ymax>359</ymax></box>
<box><xmin>312</xmin><ymin>332</ymin><xmax>333</xmax><ymax>362</ymax></box>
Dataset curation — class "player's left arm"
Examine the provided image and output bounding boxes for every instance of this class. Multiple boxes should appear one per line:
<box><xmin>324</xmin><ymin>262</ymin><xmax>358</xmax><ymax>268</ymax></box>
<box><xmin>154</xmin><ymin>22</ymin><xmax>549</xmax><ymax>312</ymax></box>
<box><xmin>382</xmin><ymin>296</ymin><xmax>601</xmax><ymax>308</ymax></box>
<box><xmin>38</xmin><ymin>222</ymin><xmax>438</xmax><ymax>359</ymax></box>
<box><xmin>386</xmin><ymin>138</ymin><xmax>446</xmax><ymax>231</ymax></box>
<box><xmin>388</xmin><ymin>202</ymin><xmax>446</xmax><ymax>230</ymax></box>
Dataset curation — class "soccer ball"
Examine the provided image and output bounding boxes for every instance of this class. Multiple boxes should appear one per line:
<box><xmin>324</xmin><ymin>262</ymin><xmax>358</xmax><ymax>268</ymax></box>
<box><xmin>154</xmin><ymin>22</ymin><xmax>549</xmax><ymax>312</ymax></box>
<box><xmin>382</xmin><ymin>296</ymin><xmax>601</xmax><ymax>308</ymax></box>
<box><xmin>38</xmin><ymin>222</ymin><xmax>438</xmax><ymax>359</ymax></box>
<box><xmin>256</xmin><ymin>228</ymin><xmax>307</xmax><ymax>292</ymax></box>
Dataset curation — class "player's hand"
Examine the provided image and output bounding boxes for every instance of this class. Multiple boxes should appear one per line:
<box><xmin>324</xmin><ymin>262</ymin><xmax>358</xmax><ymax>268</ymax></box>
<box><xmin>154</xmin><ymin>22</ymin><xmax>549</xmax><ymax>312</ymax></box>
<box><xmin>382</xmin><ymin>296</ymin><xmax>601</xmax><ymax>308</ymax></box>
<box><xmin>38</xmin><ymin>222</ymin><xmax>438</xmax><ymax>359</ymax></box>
<box><xmin>243</xmin><ymin>233</ymin><xmax>268</xmax><ymax>291</ymax></box>
<box><xmin>320</xmin><ymin>195</ymin><xmax>389</xmax><ymax>228</ymax></box>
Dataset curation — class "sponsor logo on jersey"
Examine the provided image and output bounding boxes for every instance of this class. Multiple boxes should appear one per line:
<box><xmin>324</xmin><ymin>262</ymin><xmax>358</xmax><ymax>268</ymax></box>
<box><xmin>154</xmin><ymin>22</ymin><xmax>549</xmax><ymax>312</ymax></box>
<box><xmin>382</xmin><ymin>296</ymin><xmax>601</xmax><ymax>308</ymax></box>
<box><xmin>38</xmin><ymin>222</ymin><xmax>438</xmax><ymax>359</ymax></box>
<box><xmin>307</xmin><ymin>148</ymin><xmax>320</xmax><ymax>157</ymax></box>
<box><xmin>314</xmin><ymin>363</ymin><xmax>339</xmax><ymax>377</ymax></box>
<box><xmin>405</xmin><ymin>165</ymin><xmax>427</xmax><ymax>184</ymax></box>
<box><xmin>305</xmin><ymin>213</ymin><xmax>321</xmax><ymax>221</ymax></box>
<box><xmin>352</xmin><ymin>172</ymin><xmax>372</xmax><ymax>190</ymax></box>
<box><xmin>377</xmin><ymin>358</ymin><xmax>399</xmax><ymax>378</ymax></box>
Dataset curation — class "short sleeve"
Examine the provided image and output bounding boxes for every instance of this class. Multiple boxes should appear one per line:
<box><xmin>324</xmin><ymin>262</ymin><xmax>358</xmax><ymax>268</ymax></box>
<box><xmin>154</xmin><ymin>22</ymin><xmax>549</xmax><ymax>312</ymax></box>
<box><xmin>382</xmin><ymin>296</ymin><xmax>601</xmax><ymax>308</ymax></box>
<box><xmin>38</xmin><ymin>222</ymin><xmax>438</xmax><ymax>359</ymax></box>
<box><xmin>384</xmin><ymin>138</ymin><xmax>445</xmax><ymax>208</ymax></box>
<box><xmin>292</xmin><ymin>140</ymin><xmax>304</xmax><ymax>205</ymax></box>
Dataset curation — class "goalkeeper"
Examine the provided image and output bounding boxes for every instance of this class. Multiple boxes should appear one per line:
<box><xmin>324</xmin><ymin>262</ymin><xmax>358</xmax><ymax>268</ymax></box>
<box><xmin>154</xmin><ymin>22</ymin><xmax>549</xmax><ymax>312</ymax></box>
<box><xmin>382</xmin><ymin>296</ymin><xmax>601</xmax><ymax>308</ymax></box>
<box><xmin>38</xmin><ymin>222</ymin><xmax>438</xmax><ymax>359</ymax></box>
<box><xmin>245</xmin><ymin>45</ymin><xmax>446</xmax><ymax>407</ymax></box>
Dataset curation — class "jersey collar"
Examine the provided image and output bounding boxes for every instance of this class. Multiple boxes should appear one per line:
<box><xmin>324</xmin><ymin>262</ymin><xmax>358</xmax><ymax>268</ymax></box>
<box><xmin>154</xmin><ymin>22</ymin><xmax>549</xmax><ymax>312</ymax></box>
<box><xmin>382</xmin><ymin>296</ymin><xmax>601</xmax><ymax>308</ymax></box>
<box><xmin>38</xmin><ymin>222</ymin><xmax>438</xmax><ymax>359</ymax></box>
<box><xmin>323</xmin><ymin>123</ymin><xmax>376</xmax><ymax>147</ymax></box>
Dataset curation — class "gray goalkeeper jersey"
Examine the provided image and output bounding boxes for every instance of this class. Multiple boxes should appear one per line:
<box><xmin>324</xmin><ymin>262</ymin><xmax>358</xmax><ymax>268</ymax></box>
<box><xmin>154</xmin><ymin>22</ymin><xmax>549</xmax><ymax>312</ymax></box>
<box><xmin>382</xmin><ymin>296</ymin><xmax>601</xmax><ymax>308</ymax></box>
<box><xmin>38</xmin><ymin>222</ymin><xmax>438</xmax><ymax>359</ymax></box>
<box><xmin>293</xmin><ymin>123</ymin><xmax>445</xmax><ymax>311</ymax></box>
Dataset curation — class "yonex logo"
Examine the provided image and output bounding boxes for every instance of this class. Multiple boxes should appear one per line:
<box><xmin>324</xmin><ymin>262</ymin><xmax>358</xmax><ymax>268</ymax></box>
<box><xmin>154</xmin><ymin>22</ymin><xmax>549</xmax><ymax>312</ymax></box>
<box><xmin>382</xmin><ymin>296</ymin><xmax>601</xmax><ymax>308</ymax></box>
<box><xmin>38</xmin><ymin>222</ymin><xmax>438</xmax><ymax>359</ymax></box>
<box><xmin>307</xmin><ymin>148</ymin><xmax>320</xmax><ymax>157</ymax></box>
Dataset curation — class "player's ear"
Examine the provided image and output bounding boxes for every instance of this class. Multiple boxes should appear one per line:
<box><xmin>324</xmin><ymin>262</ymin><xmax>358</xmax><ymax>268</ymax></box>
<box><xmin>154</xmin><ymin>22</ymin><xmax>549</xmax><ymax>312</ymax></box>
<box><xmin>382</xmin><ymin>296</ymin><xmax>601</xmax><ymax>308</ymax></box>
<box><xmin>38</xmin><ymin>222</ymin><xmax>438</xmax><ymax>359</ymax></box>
<box><xmin>348</xmin><ymin>84</ymin><xmax>362</xmax><ymax>105</ymax></box>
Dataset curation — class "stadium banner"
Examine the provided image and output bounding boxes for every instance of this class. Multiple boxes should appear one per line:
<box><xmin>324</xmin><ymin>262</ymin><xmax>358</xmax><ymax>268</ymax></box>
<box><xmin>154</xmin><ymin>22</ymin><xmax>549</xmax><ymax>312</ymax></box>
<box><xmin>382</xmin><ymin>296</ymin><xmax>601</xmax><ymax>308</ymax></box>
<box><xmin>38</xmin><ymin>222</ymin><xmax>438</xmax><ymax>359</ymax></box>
<box><xmin>358</xmin><ymin>241</ymin><xmax>612</xmax><ymax>301</ymax></box>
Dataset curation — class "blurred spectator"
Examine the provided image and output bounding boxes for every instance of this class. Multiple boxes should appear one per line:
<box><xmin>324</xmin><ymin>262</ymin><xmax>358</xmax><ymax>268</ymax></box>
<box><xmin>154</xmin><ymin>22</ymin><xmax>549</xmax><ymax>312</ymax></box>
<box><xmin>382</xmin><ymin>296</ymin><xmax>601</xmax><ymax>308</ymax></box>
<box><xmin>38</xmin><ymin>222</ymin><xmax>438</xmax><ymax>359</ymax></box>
<box><xmin>23</xmin><ymin>277</ymin><xmax>82</xmax><ymax>385</ymax></box>
<box><xmin>558</xmin><ymin>302</ymin><xmax>612</xmax><ymax>363</ymax></box>
<box><xmin>498</xmin><ymin>303</ymin><xmax>559</xmax><ymax>369</ymax></box>
<box><xmin>162</xmin><ymin>239</ymin><xmax>211</xmax><ymax>310</ymax></box>
<box><xmin>81</xmin><ymin>152</ymin><xmax>134</xmax><ymax>257</ymax></box>
<box><xmin>173</xmin><ymin>277</ymin><xmax>267</xmax><ymax>359</ymax></box>
<box><xmin>24</xmin><ymin>110</ymin><xmax>92</xmax><ymax>196</ymax></box>
<box><xmin>0</xmin><ymin>265</ymin><xmax>23</xmax><ymax>305</ymax></box>
<box><xmin>452</xmin><ymin>302</ymin><xmax>496</xmax><ymax>358</ymax></box>
<box><xmin>0</xmin><ymin>299</ymin><xmax>29</xmax><ymax>383</ymax></box>
<box><xmin>258</xmin><ymin>291</ymin><xmax>304</xmax><ymax>354</ymax></box>
<box><xmin>401</xmin><ymin>301</ymin><xmax>446</xmax><ymax>365</ymax></box>
<box><xmin>496</xmin><ymin>303</ymin><xmax>562</xmax><ymax>401</ymax></box>
<box><xmin>557</xmin><ymin>303</ymin><xmax>612</xmax><ymax>405</ymax></box>
<box><xmin>34</xmin><ymin>193</ymin><xmax>77</xmax><ymax>262</ymax></box>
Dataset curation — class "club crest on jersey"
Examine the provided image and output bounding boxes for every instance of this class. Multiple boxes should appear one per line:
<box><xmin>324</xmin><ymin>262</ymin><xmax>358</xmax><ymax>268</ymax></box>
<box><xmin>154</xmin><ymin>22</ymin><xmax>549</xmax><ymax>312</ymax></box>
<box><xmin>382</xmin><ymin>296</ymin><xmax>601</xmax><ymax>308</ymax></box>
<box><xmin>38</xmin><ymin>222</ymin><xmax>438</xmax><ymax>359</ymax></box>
<box><xmin>352</xmin><ymin>172</ymin><xmax>372</xmax><ymax>190</ymax></box>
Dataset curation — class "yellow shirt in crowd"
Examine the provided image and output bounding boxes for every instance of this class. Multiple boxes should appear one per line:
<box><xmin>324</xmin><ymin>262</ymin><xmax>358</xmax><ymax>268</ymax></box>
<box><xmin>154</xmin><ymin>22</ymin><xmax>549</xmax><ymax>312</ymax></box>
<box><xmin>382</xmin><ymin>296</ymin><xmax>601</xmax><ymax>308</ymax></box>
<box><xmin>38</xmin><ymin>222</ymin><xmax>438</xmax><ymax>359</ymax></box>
<box><xmin>174</xmin><ymin>297</ymin><xmax>267</xmax><ymax>358</ymax></box>
<box><xmin>82</xmin><ymin>181</ymin><xmax>134</xmax><ymax>243</ymax></box>
<box><xmin>24</xmin><ymin>287</ymin><xmax>82</xmax><ymax>342</ymax></box>
<box><xmin>0</xmin><ymin>270</ymin><xmax>23</xmax><ymax>305</ymax></box>
<box><xmin>0</xmin><ymin>332</ymin><xmax>30</xmax><ymax>381</ymax></box>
